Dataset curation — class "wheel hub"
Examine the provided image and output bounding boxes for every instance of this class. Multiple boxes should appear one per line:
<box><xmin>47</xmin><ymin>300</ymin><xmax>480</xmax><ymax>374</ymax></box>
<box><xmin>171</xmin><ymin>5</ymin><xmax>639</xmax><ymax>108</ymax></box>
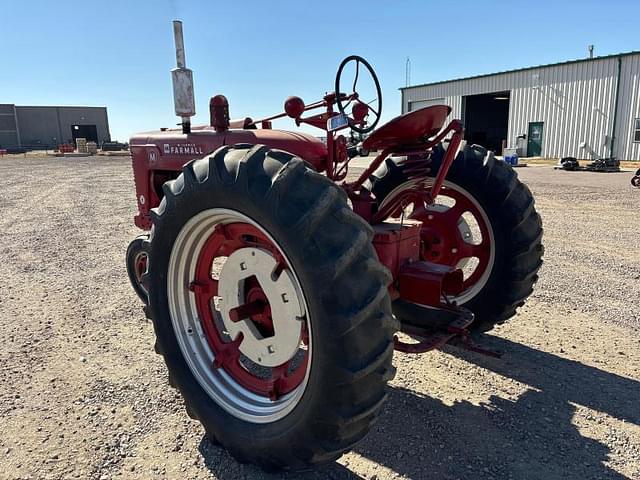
<box><xmin>243</xmin><ymin>284</ymin><xmax>273</xmax><ymax>336</ymax></box>
<box><xmin>420</xmin><ymin>206</ymin><xmax>473</xmax><ymax>268</ymax></box>
<box><xmin>134</xmin><ymin>251</ymin><xmax>148</xmax><ymax>292</ymax></box>
<box><xmin>219</xmin><ymin>247</ymin><xmax>304</xmax><ymax>368</ymax></box>
<box><xmin>167</xmin><ymin>210</ymin><xmax>312</xmax><ymax>423</ymax></box>
<box><xmin>379</xmin><ymin>180</ymin><xmax>495</xmax><ymax>304</ymax></box>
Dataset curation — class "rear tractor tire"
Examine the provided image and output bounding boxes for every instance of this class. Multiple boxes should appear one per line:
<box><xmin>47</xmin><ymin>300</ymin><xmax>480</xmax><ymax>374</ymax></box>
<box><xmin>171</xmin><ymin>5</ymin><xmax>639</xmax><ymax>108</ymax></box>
<box><xmin>366</xmin><ymin>143</ymin><xmax>544</xmax><ymax>333</ymax></box>
<box><xmin>145</xmin><ymin>144</ymin><xmax>396</xmax><ymax>470</ymax></box>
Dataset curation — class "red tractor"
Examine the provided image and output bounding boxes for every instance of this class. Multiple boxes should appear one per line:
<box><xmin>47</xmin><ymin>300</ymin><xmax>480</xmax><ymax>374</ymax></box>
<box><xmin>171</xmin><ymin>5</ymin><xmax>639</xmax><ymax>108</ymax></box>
<box><xmin>126</xmin><ymin>21</ymin><xmax>543</xmax><ymax>471</ymax></box>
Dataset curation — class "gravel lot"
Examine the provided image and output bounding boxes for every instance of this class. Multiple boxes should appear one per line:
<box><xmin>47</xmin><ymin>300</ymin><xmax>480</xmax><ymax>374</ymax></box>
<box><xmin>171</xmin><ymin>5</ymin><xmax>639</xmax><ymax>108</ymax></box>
<box><xmin>0</xmin><ymin>155</ymin><xmax>639</xmax><ymax>480</ymax></box>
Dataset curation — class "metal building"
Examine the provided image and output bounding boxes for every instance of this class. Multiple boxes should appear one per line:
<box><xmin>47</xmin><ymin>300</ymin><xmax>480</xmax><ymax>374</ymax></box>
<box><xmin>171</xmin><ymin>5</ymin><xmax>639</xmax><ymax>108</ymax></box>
<box><xmin>401</xmin><ymin>52</ymin><xmax>640</xmax><ymax>161</ymax></box>
<box><xmin>0</xmin><ymin>104</ymin><xmax>110</xmax><ymax>150</ymax></box>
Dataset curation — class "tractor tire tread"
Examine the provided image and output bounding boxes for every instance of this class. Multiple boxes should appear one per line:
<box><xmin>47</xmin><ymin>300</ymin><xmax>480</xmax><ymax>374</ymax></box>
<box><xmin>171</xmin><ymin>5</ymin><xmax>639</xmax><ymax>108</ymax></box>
<box><xmin>367</xmin><ymin>143</ymin><xmax>543</xmax><ymax>333</ymax></box>
<box><xmin>145</xmin><ymin>144</ymin><xmax>395</xmax><ymax>471</ymax></box>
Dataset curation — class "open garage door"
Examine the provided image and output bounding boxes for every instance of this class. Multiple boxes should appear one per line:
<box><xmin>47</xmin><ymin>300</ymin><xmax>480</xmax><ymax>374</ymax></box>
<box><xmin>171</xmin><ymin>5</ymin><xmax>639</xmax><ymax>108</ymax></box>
<box><xmin>462</xmin><ymin>92</ymin><xmax>510</xmax><ymax>154</ymax></box>
<box><xmin>71</xmin><ymin>124</ymin><xmax>98</xmax><ymax>143</ymax></box>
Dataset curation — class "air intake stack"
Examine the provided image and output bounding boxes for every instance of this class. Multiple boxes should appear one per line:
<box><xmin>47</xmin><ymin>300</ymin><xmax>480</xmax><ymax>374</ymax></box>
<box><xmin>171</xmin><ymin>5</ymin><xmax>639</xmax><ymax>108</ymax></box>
<box><xmin>171</xmin><ymin>20</ymin><xmax>195</xmax><ymax>134</ymax></box>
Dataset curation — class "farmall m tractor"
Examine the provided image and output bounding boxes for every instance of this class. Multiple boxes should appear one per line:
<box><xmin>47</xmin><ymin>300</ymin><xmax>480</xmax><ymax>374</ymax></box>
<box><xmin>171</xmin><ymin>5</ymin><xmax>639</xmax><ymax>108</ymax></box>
<box><xmin>126</xmin><ymin>21</ymin><xmax>543</xmax><ymax>470</ymax></box>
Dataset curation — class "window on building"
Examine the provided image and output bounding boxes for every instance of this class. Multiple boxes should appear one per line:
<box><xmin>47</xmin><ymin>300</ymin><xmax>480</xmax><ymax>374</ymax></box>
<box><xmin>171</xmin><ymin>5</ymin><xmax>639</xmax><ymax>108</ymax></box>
<box><xmin>635</xmin><ymin>118</ymin><xmax>640</xmax><ymax>142</ymax></box>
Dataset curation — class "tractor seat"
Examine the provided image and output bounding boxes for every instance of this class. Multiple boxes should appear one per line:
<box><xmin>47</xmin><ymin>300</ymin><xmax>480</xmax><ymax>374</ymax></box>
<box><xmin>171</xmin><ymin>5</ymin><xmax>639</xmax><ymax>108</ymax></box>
<box><xmin>362</xmin><ymin>105</ymin><xmax>451</xmax><ymax>151</ymax></box>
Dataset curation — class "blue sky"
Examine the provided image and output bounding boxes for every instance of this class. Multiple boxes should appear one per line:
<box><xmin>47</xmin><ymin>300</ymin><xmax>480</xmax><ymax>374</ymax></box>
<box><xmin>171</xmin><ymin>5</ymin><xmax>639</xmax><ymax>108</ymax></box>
<box><xmin>1</xmin><ymin>0</ymin><xmax>639</xmax><ymax>141</ymax></box>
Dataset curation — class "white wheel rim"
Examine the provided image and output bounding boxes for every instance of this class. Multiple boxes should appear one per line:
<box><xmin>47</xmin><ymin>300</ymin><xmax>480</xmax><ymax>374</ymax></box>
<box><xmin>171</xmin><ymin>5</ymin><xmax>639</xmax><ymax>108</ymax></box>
<box><xmin>166</xmin><ymin>208</ymin><xmax>312</xmax><ymax>423</ymax></box>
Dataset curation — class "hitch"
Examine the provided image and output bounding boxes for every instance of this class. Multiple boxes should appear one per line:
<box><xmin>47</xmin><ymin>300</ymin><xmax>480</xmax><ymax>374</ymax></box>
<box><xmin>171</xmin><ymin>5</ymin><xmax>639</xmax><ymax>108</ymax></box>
<box><xmin>447</xmin><ymin>328</ymin><xmax>502</xmax><ymax>358</ymax></box>
<box><xmin>393</xmin><ymin>303</ymin><xmax>501</xmax><ymax>358</ymax></box>
<box><xmin>393</xmin><ymin>306</ymin><xmax>473</xmax><ymax>354</ymax></box>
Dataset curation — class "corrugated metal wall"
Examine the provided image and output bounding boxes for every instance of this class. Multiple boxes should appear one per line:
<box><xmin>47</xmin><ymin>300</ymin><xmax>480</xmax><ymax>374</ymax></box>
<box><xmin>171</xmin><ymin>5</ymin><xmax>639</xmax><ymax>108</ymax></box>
<box><xmin>0</xmin><ymin>104</ymin><xmax>20</xmax><ymax>148</ymax></box>
<box><xmin>401</xmin><ymin>54</ymin><xmax>640</xmax><ymax>160</ymax></box>
<box><xmin>408</xmin><ymin>97</ymin><xmax>445</xmax><ymax>111</ymax></box>
<box><xmin>616</xmin><ymin>54</ymin><xmax>640</xmax><ymax>160</ymax></box>
<box><xmin>14</xmin><ymin>106</ymin><xmax>110</xmax><ymax>147</ymax></box>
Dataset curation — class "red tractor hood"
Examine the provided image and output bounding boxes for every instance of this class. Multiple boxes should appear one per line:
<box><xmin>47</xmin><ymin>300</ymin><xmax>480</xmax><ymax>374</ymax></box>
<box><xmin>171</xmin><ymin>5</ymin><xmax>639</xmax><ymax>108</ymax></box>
<box><xmin>130</xmin><ymin>127</ymin><xmax>327</xmax><ymax>172</ymax></box>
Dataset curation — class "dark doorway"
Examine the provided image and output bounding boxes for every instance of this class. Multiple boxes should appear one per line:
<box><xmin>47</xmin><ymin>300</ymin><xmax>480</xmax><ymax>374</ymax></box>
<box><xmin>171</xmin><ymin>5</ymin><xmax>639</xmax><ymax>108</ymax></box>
<box><xmin>462</xmin><ymin>91</ymin><xmax>510</xmax><ymax>154</ymax></box>
<box><xmin>527</xmin><ymin>122</ymin><xmax>544</xmax><ymax>157</ymax></box>
<box><xmin>71</xmin><ymin>124</ymin><xmax>98</xmax><ymax>143</ymax></box>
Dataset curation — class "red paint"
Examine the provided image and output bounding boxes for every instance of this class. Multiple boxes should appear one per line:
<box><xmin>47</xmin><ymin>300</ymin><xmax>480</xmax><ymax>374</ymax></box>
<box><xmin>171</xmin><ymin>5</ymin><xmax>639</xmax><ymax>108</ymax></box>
<box><xmin>130</xmin><ymin>57</ymin><xmax>492</xmax><ymax>352</ymax></box>
<box><xmin>129</xmin><ymin>128</ymin><xmax>328</xmax><ymax>229</ymax></box>
<box><xmin>191</xmin><ymin>222</ymin><xmax>308</xmax><ymax>398</ymax></box>
<box><xmin>397</xmin><ymin>261</ymin><xmax>463</xmax><ymax>306</ymax></box>
<box><xmin>372</xmin><ymin>223</ymin><xmax>421</xmax><ymax>278</ymax></box>
<box><xmin>409</xmin><ymin>186</ymin><xmax>492</xmax><ymax>292</ymax></box>
<box><xmin>135</xmin><ymin>253</ymin><xmax>147</xmax><ymax>282</ymax></box>
<box><xmin>362</xmin><ymin>105</ymin><xmax>451</xmax><ymax>151</ymax></box>
<box><xmin>58</xmin><ymin>144</ymin><xmax>75</xmax><ymax>153</ymax></box>
<box><xmin>284</xmin><ymin>96</ymin><xmax>306</xmax><ymax>118</ymax></box>
<box><xmin>351</xmin><ymin>101</ymin><xmax>369</xmax><ymax>123</ymax></box>
<box><xmin>209</xmin><ymin>95</ymin><xmax>230</xmax><ymax>132</ymax></box>
<box><xmin>426</xmin><ymin>120</ymin><xmax>463</xmax><ymax>201</ymax></box>
<box><xmin>228</xmin><ymin>299</ymin><xmax>267</xmax><ymax>323</ymax></box>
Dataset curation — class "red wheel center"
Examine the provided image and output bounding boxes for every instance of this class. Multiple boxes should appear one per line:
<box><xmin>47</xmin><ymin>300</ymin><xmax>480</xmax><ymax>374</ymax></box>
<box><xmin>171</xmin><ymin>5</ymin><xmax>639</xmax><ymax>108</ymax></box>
<box><xmin>244</xmin><ymin>285</ymin><xmax>274</xmax><ymax>337</ymax></box>
<box><xmin>408</xmin><ymin>186</ymin><xmax>492</xmax><ymax>291</ymax></box>
<box><xmin>190</xmin><ymin>223</ymin><xmax>308</xmax><ymax>400</ymax></box>
<box><xmin>419</xmin><ymin>224</ymin><xmax>459</xmax><ymax>264</ymax></box>
<box><xmin>135</xmin><ymin>254</ymin><xmax>147</xmax><ymax>281</ymax></box>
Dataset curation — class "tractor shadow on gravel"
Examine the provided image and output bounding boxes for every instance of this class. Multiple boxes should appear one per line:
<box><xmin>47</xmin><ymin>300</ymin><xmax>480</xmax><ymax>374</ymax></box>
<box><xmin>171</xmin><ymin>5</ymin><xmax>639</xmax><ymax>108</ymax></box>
<box><xmin>353</xmin><ymin>335</ymin><xmax>639</xmax><ymax>480</ymax></box>
<box><xmin>196</xmin><ymin>334</ymin><xmax>639</xmax><ymax>479</ymax></box>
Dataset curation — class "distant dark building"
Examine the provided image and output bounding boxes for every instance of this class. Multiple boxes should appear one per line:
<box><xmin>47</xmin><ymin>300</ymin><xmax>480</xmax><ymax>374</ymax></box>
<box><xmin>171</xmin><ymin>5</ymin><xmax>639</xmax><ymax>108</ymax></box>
<box><xmin>0</xmin><ymin>104</ymin><xmax>110</xmax><ymax>149</ymax></box>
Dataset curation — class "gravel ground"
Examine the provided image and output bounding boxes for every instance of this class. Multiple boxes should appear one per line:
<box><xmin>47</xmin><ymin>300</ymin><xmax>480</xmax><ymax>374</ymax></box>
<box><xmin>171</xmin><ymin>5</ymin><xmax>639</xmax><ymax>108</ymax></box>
<box><xmin>0</xmin><ymin>155</ymin><xmax>639</xmax><ymax>480</ymax></box>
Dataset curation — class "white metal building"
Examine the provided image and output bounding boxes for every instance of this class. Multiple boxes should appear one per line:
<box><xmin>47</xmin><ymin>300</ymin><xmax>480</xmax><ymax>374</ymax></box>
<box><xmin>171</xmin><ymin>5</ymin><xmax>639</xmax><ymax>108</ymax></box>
<box><xmin>401</xmin><ymin>52</ymin><xmax>640</xmax><ymax>161</ymax></box>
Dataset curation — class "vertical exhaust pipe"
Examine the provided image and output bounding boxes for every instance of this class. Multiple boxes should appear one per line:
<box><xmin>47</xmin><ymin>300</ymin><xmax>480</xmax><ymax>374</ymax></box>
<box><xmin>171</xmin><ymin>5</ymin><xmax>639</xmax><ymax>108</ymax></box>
<box><xmin>171</xmin><ymin>20</ymin><xmax>195</xmax><ymax>134</ymax></box>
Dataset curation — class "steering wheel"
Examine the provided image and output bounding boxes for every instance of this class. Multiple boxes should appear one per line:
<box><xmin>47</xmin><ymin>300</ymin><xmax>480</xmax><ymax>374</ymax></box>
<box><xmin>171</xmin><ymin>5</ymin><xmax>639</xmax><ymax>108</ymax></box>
<box><xmin>335</xmin><ymin>55</ymin><xmax>382</xmax><ymax>134</ymax></box>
